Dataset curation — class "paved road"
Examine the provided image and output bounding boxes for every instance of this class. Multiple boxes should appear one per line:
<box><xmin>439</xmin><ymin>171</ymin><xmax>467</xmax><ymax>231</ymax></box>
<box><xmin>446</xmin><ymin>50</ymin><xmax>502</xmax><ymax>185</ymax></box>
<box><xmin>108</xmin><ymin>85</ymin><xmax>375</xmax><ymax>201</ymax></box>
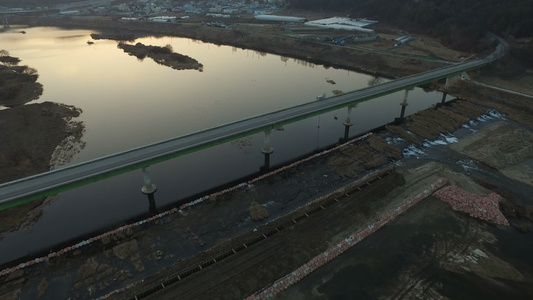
<box><xmin>0</xmin><ymin>52</ymin><xmax>496</xmax><ymax>209</ymax></box>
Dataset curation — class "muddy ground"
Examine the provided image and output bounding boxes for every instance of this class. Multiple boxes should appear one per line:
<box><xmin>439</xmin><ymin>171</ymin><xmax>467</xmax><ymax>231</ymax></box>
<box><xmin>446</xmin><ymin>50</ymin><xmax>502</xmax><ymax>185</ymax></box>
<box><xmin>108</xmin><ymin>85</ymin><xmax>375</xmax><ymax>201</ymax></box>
<box><xmin>1</xmin><ymin>12</ymin><xmax>533</xmax><ymax>300</ymax></box>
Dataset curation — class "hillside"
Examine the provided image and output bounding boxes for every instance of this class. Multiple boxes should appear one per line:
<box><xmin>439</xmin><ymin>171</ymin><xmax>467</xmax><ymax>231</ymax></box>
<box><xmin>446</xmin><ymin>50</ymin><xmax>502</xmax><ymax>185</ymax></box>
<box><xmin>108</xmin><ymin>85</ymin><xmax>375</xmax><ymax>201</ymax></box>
<box><xmin>290</xmin><ymin>0</ymin><xmax>533</xmax><ymax>66</ymax></box>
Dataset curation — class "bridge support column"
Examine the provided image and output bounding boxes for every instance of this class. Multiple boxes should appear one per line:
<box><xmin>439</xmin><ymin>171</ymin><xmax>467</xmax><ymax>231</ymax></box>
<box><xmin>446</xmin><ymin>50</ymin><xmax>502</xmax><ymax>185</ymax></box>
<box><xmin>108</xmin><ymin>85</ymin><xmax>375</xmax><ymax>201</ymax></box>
<box><xmin>261</xmin><ymin>129</ymin><xmax>274</xmax><ymax>154</ymax></box>
<box><xmin>343</xmin><ymin>105</ymin><xmax>355</xmax><ymax>141</ymax></box>
<box><xmin>398</xmin><ymin>88</ymin><xmax>411</xmax><ymax>120</ymax></box>
<box><xmin>445</xmin><ymin>76</ymin><xmax>452</xmax><ymax>90</ymax></box>
<box><xmin>437</xmin><ymin>92</ymin><xmax>448</xmax><ymax>108</ymax></box>
<box><xmin>147</xmin><ymin>193</ymin><xmax>157</xmax><ymax>214</ymax></box>
<box><xmin>141</xmin><ymin>166</ymin><xmax>157</xmax><ymax>195</ymax></box>
<box><xmin>435</xmin><ymin>92</ymin><xmax>448</xmax><ymax>109</ymax></box>
<box><xmin>260</xmin><ymin>153</ymin><xmax>271</xmax><ymax>172</ymax></box>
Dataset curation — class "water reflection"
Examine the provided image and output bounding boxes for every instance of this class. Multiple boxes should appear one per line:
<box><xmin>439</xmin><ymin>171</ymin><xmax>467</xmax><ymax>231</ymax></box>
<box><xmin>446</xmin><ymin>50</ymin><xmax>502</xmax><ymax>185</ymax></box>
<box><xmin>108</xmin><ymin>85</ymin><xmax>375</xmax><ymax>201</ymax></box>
<box><xmin>147</xmin><ymin>193</ymin><xmax>157</xmax><ymax>215</ymax></box>
<box><xmin>367</xmin><ymin>76</ymin><xmax>384</xmax><ymax>86</ymax></box>
<box><xmin>57</xmin><ymin>34</ymin><xmax>88</xmax><ymax>40</ymax></box>
<box><xmin>0</xmin><ymin>27</ymin><xmax>448</xmax><ymax>265</ymax></box>
<box><xmin>260</xmin><ymin>153</ymin><xmax>271</xmax><ymax>172</ymax></box>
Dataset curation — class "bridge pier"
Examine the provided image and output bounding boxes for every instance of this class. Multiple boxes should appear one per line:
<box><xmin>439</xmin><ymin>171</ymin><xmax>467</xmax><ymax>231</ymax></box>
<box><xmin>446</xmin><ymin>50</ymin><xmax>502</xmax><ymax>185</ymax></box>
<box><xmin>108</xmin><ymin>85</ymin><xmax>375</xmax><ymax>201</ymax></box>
<box><xmin>147</xmin><ymin>193</ymin><xmax>157</xmax><ymax>214</ymax></box>
<box><xmin>343</xmin><ymin>105</ymin><xmax>355</xmax><ymax>141</ymax></box>
<box><xmin>445</xmin><ymin>76</ymin><xmax>452</xmax><ymax>90</ymax></box>
<box><xmin>436</xmin><ymin>92</ymin><xmax>448</xmax><ymax>108</ymax></box>
<box><xmin>441</xmin><ymin>92</ymin><xmax>447</xmax><ymax>103</ymax></box>
<box><xmin>397</xmin><ymin>88</ymin><xmax>412</xmax><ymax>121</ymax></box>
<box><xmin>261</xmin><ymin>129</ymin><xmax>274</xmax><ymax>154</ymax></box>
<box><xmin>260</xmin><ymin>153</ymin><xmax>271</xmax><ymax>172</ymax></box>
<box><xmin>141</xmin><ymin>166</ymin><xmax>157</xmax><ymax>195</ymax></box>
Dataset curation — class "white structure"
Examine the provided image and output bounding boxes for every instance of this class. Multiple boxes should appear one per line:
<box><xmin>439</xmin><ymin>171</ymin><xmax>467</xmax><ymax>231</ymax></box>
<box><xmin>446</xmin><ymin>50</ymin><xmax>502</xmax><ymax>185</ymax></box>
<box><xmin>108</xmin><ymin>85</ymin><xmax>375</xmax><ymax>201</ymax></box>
<box><xmin>148</xmin><ymin>16</ymin><xmax>177</xmax><ymax>22</ymax></box>
<box><xmin>59</xmin><ymin>10</ymin><xmax>80</xmax><ymax>15</ymax></box>
<box><xmin>254</xmin><ymin>15</ymin><xmax>307</xmax><ymax>23</ymax></box>
<box><xmin>305</xmin><ymin>17</ymin><xmax>376</xmax><ymax>33</ymax></box>
<box><xmin>206</xmin><ymin>13</ymin><xmax>230</xmax><ymax>18</ymax></box>
<box><xmin>394</xmin><ymin>36</ymin><xmax>415</xmax><ymax>46</ymax></box>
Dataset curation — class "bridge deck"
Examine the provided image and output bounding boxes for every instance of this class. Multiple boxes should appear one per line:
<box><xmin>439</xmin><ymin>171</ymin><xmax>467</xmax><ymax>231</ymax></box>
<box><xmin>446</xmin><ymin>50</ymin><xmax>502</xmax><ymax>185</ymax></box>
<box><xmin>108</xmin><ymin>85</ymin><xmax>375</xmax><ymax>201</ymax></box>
<box><xmin>0</xmin><ymin>54</ymin><xmax>495</xmax><ymax>209</ymax></box>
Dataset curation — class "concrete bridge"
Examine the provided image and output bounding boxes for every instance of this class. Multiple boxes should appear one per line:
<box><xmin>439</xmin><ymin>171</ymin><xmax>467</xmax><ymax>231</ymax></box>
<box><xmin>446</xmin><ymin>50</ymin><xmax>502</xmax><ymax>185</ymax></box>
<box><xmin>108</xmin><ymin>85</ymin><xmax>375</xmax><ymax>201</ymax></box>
<box><xmin>0</xmin><ymin>45</ymin><xmax>503</xmax><ymax>210</ymax></box>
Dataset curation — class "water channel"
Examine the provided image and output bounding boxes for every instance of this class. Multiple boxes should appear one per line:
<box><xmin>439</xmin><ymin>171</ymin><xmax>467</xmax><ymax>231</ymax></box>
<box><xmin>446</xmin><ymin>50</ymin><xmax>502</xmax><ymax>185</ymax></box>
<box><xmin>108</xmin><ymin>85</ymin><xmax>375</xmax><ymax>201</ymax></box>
<box><xmin>0</xmin><ymin>26</ymin><xmax>446</xmax><ymax>265</ymax></box>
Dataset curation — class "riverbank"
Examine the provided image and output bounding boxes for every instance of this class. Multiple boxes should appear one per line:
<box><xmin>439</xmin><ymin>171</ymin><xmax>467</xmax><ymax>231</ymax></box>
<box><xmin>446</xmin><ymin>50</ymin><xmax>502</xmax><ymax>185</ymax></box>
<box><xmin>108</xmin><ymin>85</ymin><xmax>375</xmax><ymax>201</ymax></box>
<box><xmin>0</xmin><ymin>102</ymin><xmax>84</xmax><ymax>238</ymax></box>
<box><xmin>8</xmin><ymin>14</ymin><xmax>452</xmax><ymax>79</ymax></box>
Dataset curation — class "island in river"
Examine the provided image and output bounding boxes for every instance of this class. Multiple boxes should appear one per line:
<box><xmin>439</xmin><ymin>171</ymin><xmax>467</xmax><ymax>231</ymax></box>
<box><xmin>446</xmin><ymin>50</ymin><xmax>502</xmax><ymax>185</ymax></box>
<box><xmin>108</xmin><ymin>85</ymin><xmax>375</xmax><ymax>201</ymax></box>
<box><xmin>116</xmin><ymin>42</ymin><xmax>203</xmax><ymax>72</ymax></box>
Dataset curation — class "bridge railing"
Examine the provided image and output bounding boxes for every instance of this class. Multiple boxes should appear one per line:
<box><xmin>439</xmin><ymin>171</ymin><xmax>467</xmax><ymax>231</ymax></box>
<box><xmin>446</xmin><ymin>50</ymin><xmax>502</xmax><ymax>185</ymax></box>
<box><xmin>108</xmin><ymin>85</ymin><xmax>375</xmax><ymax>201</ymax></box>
<box><xmin>0</xmin><ymin>40</ymin><xmax>502</xmax><ymax>210</ymax></box>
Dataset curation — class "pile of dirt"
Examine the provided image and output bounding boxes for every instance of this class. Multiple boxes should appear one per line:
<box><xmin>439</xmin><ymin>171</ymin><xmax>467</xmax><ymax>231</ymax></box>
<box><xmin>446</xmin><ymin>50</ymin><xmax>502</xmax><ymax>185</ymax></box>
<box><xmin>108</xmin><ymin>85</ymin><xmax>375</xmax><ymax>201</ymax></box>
<box><xmin>249</xmin><ymin>201</ymin><xmax>268</xmax><ymax>221</ymax></box>
<box><xmin>433</xmin><ymin>185</ymin><xmax>509</xmax><ymax>225</ymax></box>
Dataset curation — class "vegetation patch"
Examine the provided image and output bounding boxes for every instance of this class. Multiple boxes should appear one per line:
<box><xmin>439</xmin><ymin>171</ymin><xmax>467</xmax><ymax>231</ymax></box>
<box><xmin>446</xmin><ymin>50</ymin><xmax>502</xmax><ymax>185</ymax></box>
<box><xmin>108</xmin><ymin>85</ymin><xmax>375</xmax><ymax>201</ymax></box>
<box><xmin>0</xmin><ymin>50</ymin><xmax>43</xmax><ymax>107</ymax></box>
<box><xmin>117</xmin><ymin>42</ymin><xmax>203</xmax><ymax>71</ymax></box>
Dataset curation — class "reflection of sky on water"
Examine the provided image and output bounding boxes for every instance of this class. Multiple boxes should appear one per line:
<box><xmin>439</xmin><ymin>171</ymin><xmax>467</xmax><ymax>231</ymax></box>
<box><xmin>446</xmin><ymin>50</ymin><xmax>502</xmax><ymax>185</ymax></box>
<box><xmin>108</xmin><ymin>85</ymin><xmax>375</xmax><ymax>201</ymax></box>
<box><xmin>0</xmin><ymin>27</ymin><xmax>445</xmax><ymax>265</ymax></box>
<box><xmin>2</xmin><ymin>26</ymin><xmax>384</xmax><ymax>163</ymax></box>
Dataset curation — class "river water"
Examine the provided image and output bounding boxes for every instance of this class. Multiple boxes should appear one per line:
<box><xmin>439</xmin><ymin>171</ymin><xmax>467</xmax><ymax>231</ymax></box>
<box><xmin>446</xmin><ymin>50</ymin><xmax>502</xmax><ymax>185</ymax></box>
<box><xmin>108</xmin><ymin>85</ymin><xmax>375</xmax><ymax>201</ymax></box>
<box><xmin>0</xmin><ymin>26</ymin><xmax>446</xmax><ymax>264</ymax></box>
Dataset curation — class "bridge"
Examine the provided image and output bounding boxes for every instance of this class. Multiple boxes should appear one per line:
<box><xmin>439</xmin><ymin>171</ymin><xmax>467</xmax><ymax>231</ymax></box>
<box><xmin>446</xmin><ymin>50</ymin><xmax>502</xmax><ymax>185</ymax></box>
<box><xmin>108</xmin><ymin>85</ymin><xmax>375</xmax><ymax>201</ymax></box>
<box><xmin>0</xmin><ymin>46</ymin><xmax>502</xmax><ymax>210</ymax></box>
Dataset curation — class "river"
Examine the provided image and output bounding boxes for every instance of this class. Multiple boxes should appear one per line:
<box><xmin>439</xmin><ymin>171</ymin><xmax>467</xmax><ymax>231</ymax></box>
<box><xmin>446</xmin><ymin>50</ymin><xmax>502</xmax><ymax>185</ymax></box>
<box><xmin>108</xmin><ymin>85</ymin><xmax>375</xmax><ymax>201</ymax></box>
<box><xmin>0</xmin><ymin>26</ymin><xmax>446</xmax><ymax>265</ymax></box>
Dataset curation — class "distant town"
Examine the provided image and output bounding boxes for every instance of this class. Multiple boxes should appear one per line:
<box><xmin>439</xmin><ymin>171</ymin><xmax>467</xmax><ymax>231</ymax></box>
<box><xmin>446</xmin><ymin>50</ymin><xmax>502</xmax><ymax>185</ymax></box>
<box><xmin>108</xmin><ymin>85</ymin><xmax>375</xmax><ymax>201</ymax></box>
<box><xmin>1</xmin><ymin>0</ymin><xmax>384</xmax><ymax>42</ymax></box>
<box><xmin>1</xmin><ymin>0</ymin><xmax>287</xmax><ymax>17</ymax></box>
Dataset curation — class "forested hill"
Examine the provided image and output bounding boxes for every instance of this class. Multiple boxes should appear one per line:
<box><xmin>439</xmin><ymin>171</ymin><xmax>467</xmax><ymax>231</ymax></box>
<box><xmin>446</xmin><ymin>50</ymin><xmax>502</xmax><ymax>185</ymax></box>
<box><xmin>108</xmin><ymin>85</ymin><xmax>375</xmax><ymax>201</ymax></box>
<box><xmin>290</xmin><ymin>0</ymin><xmax>533</xmax><ymax>65</ymax></box>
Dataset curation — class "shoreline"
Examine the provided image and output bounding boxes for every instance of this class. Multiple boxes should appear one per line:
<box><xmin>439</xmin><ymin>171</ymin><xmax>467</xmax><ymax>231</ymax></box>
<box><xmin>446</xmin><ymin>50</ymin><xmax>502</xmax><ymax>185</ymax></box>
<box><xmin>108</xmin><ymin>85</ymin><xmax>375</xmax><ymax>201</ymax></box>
<box><xmin>8</xmin><ymin>15</ymin><xmax>448</xmax><ymax>79</ymax></box>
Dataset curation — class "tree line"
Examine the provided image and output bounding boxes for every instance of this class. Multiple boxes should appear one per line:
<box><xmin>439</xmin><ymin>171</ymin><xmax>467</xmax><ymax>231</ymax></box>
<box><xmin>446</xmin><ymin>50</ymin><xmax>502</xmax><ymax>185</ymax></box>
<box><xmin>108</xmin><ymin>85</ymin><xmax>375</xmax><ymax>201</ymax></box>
<box><xmin>290</xmin><ymin>0</ymin><xmax>533</xmax><ymax>49</ymax></box>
